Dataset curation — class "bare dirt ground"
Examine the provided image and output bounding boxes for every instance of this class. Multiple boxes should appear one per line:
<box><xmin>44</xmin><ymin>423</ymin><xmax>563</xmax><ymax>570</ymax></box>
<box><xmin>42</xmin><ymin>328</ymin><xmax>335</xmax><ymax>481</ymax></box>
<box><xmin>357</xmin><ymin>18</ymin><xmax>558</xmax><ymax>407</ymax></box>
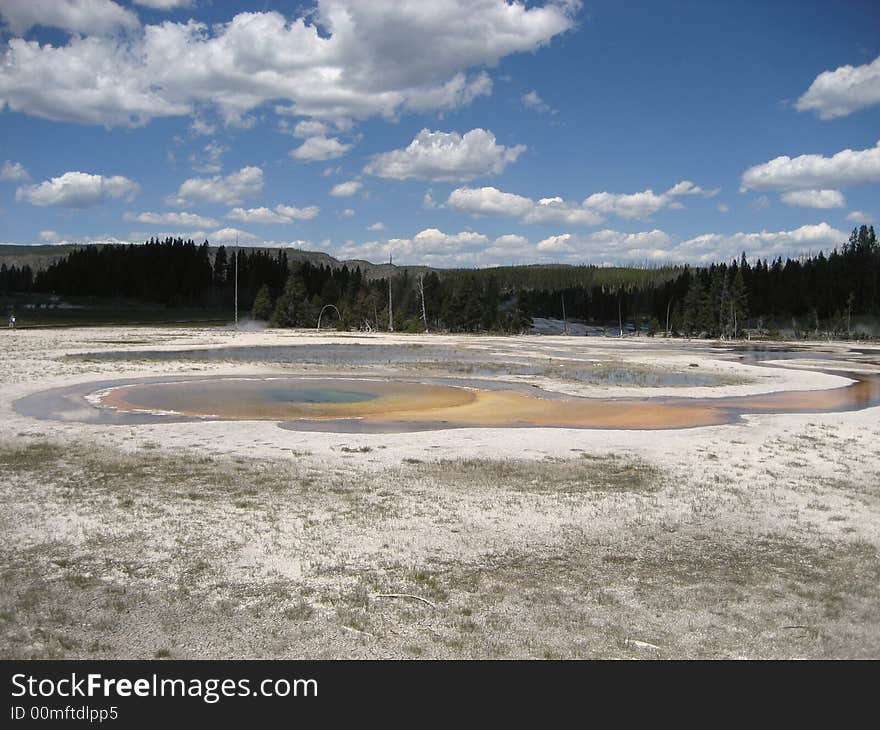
<box><xmin>0</xmin><ymin>326</ymin><xmax>878</xmax><ymax>659</ymax></box>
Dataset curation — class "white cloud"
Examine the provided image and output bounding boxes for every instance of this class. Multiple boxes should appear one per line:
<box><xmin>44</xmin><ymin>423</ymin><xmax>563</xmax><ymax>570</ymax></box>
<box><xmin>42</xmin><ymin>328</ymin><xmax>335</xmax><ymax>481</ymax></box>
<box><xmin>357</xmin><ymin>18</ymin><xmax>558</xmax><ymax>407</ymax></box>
<box><xmin>291</xmin><ymin>136</ymin><xmax>353</xmax><ymax>162</ymax></box>
<box><xmin>447</xmin><ymin>180</ymin><xmax>714</xmax><ymax>225</ymax></box>
<box><xmin>494</xmin><ymin>233</ymin><xmax>528</xmax><ymax>246</ymax></box>
<box><xmin>291</xmin><ymin>120</ymin><xmax>329</xmax><ymax>138</ymax></box>
<box><xmin>780</xmin><ymin>189</ymin><xmax>845</xmax><ymax>209</ymax></box>
<box><xmin>189</xmin><ymin>141</ymin><xmax>228</xmax><ymax>174</ymax></box>
<box><xmin>275</xmin><ymin>204</ymin><xmax>320</xmax><ymax>221</ymax></box>
<box><xmin>521</xmin><ymin>89</ymin><xmax>554</xmax><ymax>114</ymax></box>
<box><xmin>0</xmin><ymin>160</ymin><xmax>30</xmax><ymax>182</ymax></box>
<box><xmin>584</xmin><ymin>190</ymin><xmax>674</xmax><ymax>221</ymax></box>
<box><xmin>364</xmin><ymin>128</ymin><xmax>525</xmax><ymax>182</ymax></box>
<box><xmin>340</xmin><ymin>208</ymin><xmax>355</xmax><ymax>217</ymax></box>
<box><xmin>16</xmin><ymin>171</ymin><xmax>139</xmax><ymax>207</ymax></box>
<box><xmin>448</xmin><ymin>186</ymin><xmax>603</xmax><ymax>225</ymax></box>
<box><xmin>532</xmin><ymin>229</ymin><xmax>674</xmax><ymax>260</ymax></box>
<box><xmin>206</xmin><ymin>227</ymin><xmax>260</xmax><ymax>244</ymax></box>
<box><xmin>134</xmin><ymin>0</ymin><xmax>194</xmax><ymax>9</ymax></box>
<box><xmin>227</xmin><ymin>208</ymin><xmax>289</xmax><ymax>224</ymax></box>
<box><xmin>404</xmin><ymin>72</ymin><xmax>493</xmax><ymax>113</ymax></box>
<box><xmin>330</xmin><ymin>180</ymin><xmax>362</xmax><ymax>197</ymax></box>
<box><xmin>741</xmin><ymin>140</ymin><xmax>880</xmax><ymax>191</ymax></box>
<box><xmin>329</xmin><ymin>222</ymin><xmax>848</xmax><ymax>268</ymax></box>
<box><xmin>717</xmin><ymin>203</ymin><xmax>730</xmax><ymax>213</ymax></box>
<box><xmin>0</xmin><ymin>35</ymin><xmax>192</xmax><ymax>127</ymax></box>
<box><xmin>676</xmin><ymin>223</ymin><xmax>846</xmax><ymax>262</ymax></box>
<box><xmin>846</xmin><ymin>210</ymin><xmax>875</xmax><ymax>223</ymax></box>
<box><xmin>0</xmin><ymin>2</ymin><xmax>577</xmax><ymax>128</ymax></box>
<box><xmin>167</xmin><ymin>166</ymin><xmax>263</xmax><ymax>206</ymax></box>
<box><xmin>332</xmin><ymin>227</ymin><xmax>679</xmax><ymax>267</ymax></box>
<box><xmin>0</xmin><ymin>0</ymin><xmax>139</xmax><ymax>36</ymax></box>
<box><xmin>583</xmin><ymin>180</ymin><xmax>712</xmax><ymax>220</ymax></box>
<box><xmin>124</xmin><ymin>211</ymin><xmax>219</xmax><ymax>228</ymax></box>
<box><xmin>227</xmin><ymin>204</ymin><xmax>320</xmax><ymax>224</ymax></box>
<box><xmin>796</xmin><ymin>55</ymin><xmax>880</xmax><ymax>119</ymax></box>
<box><xmin>39</xmin><ymin>230</ymin><xmax>60</xmax><ymax>243</ymax></box>
<box><xmin>336</xmin><ymin>227</ymin><xmax>491</xmax><ymax>265</ymax></box>
<box><xmin>536</xmin><ymin>233</ymin><xmax>575</xmax><ymax>253</ymax></box>
<box><xmin>367</xmin><ymin>222</ymin><xmax>386</xmax><ymax>231</ymax></box>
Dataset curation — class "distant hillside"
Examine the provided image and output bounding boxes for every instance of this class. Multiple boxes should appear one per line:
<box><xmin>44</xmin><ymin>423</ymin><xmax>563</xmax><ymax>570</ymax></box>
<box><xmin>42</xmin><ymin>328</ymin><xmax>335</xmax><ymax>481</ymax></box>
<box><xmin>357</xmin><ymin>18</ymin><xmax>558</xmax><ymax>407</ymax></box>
<box><xmin>0</xmin><ymin>244</ymin><xmax>82</xmax><ymax>271</ymax></box>
<box><xmin>0</xmin><ymin>243</ymin><xmax>430</xmax><ymax>282</ymax></box>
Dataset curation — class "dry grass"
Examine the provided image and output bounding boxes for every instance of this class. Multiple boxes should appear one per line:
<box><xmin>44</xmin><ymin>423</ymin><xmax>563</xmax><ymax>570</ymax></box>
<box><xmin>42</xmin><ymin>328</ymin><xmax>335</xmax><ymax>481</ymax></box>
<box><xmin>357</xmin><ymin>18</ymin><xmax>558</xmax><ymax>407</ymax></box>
<box><xmin>1</xmin><ymin>437</ymin><xmax>878</xmax><ymax>659</ymax></box>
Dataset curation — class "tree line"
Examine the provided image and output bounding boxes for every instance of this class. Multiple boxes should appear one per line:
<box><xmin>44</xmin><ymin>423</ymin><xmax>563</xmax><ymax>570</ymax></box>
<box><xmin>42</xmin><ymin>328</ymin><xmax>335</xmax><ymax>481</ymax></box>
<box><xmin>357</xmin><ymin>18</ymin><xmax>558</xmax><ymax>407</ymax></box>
<box><xmin>1</xmin><ymin>226</ymin><xmax>877</xmax><ymax>337</ymax></box>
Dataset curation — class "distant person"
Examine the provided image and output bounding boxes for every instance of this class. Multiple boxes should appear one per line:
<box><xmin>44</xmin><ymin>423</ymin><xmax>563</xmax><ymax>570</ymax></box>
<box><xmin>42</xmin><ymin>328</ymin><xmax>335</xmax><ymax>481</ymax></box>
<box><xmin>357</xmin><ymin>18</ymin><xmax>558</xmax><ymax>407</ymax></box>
<box><xmin>8</xmin><ymin>314</ymin><xmax>15</xmax><ymax>329</ymax></box>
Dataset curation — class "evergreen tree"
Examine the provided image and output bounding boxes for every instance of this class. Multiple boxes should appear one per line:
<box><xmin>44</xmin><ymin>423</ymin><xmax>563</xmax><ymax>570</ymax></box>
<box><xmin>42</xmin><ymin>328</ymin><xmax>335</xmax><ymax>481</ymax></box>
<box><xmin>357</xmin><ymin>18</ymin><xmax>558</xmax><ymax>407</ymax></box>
<box><xmin>251</xmin><ymin>284</ymin><xmax>273</xmax><ymax>321</ymax></box>
<box><xmin>271</xmin><ymin>265</ymin><xmax>308</xmax><ymax>327</ymax></box>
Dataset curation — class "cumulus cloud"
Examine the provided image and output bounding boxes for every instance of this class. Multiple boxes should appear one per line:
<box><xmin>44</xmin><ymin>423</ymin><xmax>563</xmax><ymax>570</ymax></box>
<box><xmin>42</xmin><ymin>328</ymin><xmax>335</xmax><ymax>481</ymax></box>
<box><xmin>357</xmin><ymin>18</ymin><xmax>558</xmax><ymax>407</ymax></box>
<box><xmin>167</xmin><ymin>166</ymin><xmax>263</xmax><ymax>206</ymax></box>
<box><xmin>226</xmin><ymin>207</ymin><xmax>290</xmax><ymax>224</ymax></box>
<box><xmin>275</xmin><ymin>204</ymin><xmax>320</xmax><ymax>221</ymax></box>
<box><xmin>780</xmin><ymin>189</ymin><xmax>845</xmax><ymax>209</ymax></box>
<box><xmin>0</xmin><ymin>0</ymin><xmax>139</xmax><ymax>36</ymax></box>
<box><xmin>39</xmin><ymin>230</ymin><xmax>60</xmax><ymax>243</ymax></box>
<box><xmin>447</xmin><ymin>186</ymin><xmax>603</xmax><ymax>225</ymax></box>
<box><xmin>796</xmin><ymin>55</ymin><xmax>880</xmax><ymax>119</ymax></box>
<box><xmin>134</xmin><ymin>1</ymin><xmax>194</xmax><ymax>9</ymax></box>
<box><xmin>227</xmin><ymin>204</ymin><xmax>320</xmax><ymax>224</ymax></box>
<box><xmin>290</xmin><ymin>120</ymin><xmax>330</xmax><ymax>138</ymax></box>
<box><xmin>367</xmin><ymin>222</ymin><xmax>386</xmax><ymax>231</ymax></box>
<box><xmin>329</xmin><ymin>222</ymin><xmax>849</xmax><ymax>268</ymax></box>
<box><xmin>583</xmin><ymin>180</ymin><xmax>713</xmax><ymax>220</ymax></box>
<box><xmin>332</xmin><ymin>227</ymin><xmax>678</xmax><ymax>267</ymax></box>
<box><xmin>532</xmin><ymin>229</ymin><xmax>674</xmax><ymax>259</ymax></box>
<box><xmin>675</xmin><ymin>223</ymin><xmax>846</xmax><ymax>262</ymax></box>
<box><xmin>291</xmin><ymin>136</ymin><xmax>353</xmax><ymax>162</ymax></box>
<box><xmin>335</xmin><ymin>227</ymin><xmax>491</xmax><ymax>265</ymax></box>
<box><xmin>124</xmin><ymin>211</ymin><xmax>219</xmax><ymax>228</ymax></box>
<box><xmin>16</xmin><ymin>171</ymin><xmax>139</xmax><ymax>207</ymax></box>
<box><xmin>846</xmin><ymin>210</ymin><xmax>875</xmax><ymax>223</ymax></box>
<box><xmin>330</xmin><ymin>181</ymin><xmax>362</xmax><ymax>197</ymax></box>
<box><xmin>364</xmin><ymin>128</ymin><xmax>525</xmax><ymax>182</ymax></box>
<box><xmin>0</xmin><ymin>2</ymin><xmax>577</xmax><ymax>128</ymax></box>
<box><xmin>404</xmin><ymin>71</ymin><xmax>493</xmax><ymax>113</ymax></box>
<box><xmin>447</xmin><ymin>180</ymin><xmax>714</xmax><ymax>225</ymax></box>
<box><xmin>0</xmin><ymin>160</ymin><xmax>30</xmax><ymax>182</ymax></box>
<box><xmin>206</xmin><ymin>227</ymin><xmax>260</xmax><ymax>244</ymax></box>
<box><xmin>741</xmin><ymin>140</ymin><xmax>880</xmax><ymax>191</ymax></box>
<box><xmin>519</xmin><ymin>226</ymin><xmax>845</xmax><ymax>265</ymax></box>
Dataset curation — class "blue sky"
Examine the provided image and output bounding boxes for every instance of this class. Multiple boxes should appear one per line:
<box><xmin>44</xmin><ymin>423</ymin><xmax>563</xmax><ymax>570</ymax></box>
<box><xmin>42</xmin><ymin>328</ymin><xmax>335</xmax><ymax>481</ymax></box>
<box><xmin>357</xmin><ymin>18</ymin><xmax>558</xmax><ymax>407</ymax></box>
<box><xmin>1</xmin><ymin>0</ymin><xmax>878</xmax><ymax>266</ymax></box>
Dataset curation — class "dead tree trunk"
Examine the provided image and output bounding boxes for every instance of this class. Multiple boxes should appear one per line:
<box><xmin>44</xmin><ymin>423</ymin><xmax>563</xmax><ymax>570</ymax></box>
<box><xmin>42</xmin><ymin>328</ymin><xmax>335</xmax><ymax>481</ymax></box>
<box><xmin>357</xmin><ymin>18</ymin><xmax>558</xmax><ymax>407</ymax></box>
<box><xmin>417</xmin><ymin>274</ymin><xmax>428</xmax><ymax>332</ymax></box>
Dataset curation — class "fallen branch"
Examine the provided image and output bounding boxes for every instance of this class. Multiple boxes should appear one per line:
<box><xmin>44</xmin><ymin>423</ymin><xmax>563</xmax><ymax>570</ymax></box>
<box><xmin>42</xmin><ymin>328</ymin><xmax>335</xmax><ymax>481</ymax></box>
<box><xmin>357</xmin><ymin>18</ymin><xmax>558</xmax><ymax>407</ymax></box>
<box><xmin>625</xmin><ymin>638</ymin><xmax>661</xmax><ymax>651</ymax></box>
<box><xmin>374</xmin><ymin>593</ymin><xmax>437</xmax><ymax>609</ymax></box>
<box><xmin>341</xmin><ymin>625</ymin><xmax>375</xmax><ymax>638</ymax></box>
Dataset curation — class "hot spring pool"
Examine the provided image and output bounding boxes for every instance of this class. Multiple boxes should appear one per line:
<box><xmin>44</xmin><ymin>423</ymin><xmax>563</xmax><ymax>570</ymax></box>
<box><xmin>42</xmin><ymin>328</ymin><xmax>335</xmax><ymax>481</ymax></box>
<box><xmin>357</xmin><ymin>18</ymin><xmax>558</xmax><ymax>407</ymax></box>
<box><xmin>14</xmin><ymin>372</ymin><xmax>880</xmax><ymax>433</ymax></box>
